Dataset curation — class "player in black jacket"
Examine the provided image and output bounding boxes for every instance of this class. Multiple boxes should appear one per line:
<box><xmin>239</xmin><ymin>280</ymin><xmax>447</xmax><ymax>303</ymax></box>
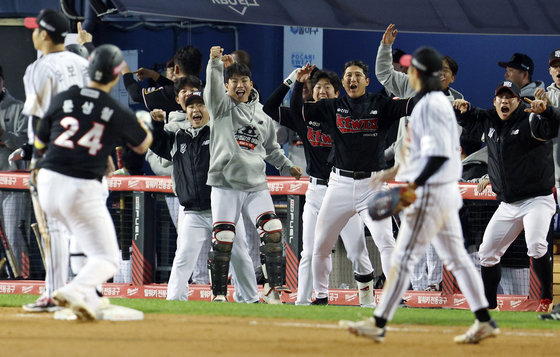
<box><xmin>454</xmin><ymin>80</ymin><xmax>560</xmax><ymax>312</ymax></box>
<box><xmin>150</xmin><ymin>91</ymin><xmax>258</xmax><ymax>302</ymax></box>
<box><xmin>263</xmin><ymin>68</ymin><xmax>376</xmax><ymax>307</ymax></box>
<box><xmin>290</xmin><ymin>60</ymin><xmax>414</xmax><ymax>304</ymax></box>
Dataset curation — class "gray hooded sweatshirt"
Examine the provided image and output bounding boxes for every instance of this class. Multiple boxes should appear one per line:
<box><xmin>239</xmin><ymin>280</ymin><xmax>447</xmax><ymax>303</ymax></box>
<box><xmin>204</xmin><ymin>58</ymin><xmax>293</xmax><ymax>191</ymax></box>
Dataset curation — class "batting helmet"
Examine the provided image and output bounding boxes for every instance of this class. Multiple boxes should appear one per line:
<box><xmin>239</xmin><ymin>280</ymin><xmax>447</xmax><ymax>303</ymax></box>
<box><xmin>88</xmin><ymin>44</ymin><xmax>125</xmax><ymax>84</ymax></box>
<box><xmin>65</xmin><ymin>43</ymin><xmax>89</xmax><ymax>59</ymax></box>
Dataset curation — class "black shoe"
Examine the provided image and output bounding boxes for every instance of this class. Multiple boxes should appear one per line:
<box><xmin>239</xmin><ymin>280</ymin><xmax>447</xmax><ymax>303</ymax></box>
<box><xmin>311</xmin><ymin>297</ymin><xmax>329</xmax><ymax>305</ymax></box>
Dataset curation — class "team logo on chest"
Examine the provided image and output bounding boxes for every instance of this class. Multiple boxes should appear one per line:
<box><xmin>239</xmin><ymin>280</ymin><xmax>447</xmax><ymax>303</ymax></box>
<box><xmin>488</xmin><ymin>128</ymin><xmax>495</xmax><ymax>139</ymax></box>
<box><xmin>235</xmin><ymin>125</ymin><xmax>260</xmax><ymax>150</ymax></box>
<box><xmin>307</xmin><ymin>127</ymin><xmax>332</xmax><ymax>147</ymax></box>
<box><xmin>336</xmin><ymin>114</ymin><xmax>378</xmax><ymax>133</ymax></box>
<box><xmin>180</xmin><ymin>143</ymin><xmax>187</xmax><ymax>154</ymax></box>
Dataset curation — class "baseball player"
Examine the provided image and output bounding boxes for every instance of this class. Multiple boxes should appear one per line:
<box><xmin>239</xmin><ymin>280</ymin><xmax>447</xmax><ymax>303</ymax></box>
<box><xmin>454</xmin><ymin>81</ymin><xmax>559</xmax><ymax>313</ymax></box>
<box><xmin>263</xmin><ymin>67</ymin><xmax>376</xmax><ymax>307</ymax></box>
<box><xmin>204</xmin><ymin>46</ymin><xmax>302</xmax><ymax>302</ymax></box>
<box><xmin>342</xmin><ymin>46</ymin><xmax>498</xmax><ymax>344</ymax></box>
<box><xmin>34</xmin><ymin>44</ymin><xmax>152</xmax><ymax>320</ymax></box>
<box><xmin>290</xmin><ymin>59</ymin><xmax>413</xmax><ymax>305</ymax></box>
<box><xmin>150</xmin><ymin>88</ymin><xmax>258</xmax><ymax>302</ymax></box>
<box><xmin>21</xmin><ymin>9</ymin><xmax>90</xmax><ymax>312</ymax></box>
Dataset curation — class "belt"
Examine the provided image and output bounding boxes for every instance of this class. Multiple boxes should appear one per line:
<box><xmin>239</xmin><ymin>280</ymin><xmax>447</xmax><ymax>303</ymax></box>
<box><xmin>332</xmin><ymin>167</ymin><xmax>372</xmax><ymax>180</ymax></box>
<box><xmin>309</xmin><ymin>177</ymin><xmax>328</xmax><ymax>186</ymax></box>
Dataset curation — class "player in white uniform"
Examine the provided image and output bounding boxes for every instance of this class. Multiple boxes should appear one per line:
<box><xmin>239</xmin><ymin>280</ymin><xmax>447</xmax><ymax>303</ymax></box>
<box><xmin>341</xmin><ymin>47</ymin><xmax>499</xmax><ymax>344</ymax></box>
<box><xmin>35</xmin><ymin>44</ymin><xmax>152</xmax><ymax>320</ymax></box>
<box><xmin>21</xmin><ymin>9</ymin><xmax>90</xmax><ymax>312</ymax></box>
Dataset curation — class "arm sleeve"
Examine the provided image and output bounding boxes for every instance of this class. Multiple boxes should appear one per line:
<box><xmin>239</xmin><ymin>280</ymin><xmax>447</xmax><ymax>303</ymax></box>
<box><xmin>122</xmin><ymin>73</ymin><xmax>145</xmax><ymax>103</ymax></box>
<box><xmin>155</xmin><ymin>76</ymin><xmax>174</xmax><ymax>87</ymax></box>
<box><xmin>375</xmin><ymin>42</ymin><xmax>416</xmax><ymax>98</ymax></box>
<box><xmin>455</xmin><ymin>106</ymin><xmax>486</xmax><ymax>140</ymax></box>
<box><xmin>529</xmin><ymin>106</ymin><xmax>560</xmax><ymax>141</ymax></box>
<box><xmin>413</xmin><ymin>156</ymin><xmax>448</xmax><ymax>186</ymax></box>
<box><xmin>203</xmin><ymin>58</ymin><xmax>230</xmax><ymax>119</ymax></box>
<box><xmin>148</xmin><ymin>120</ymin><xmax>173</xmax><ymax>161</ymax></box>
<box><xmin>263</xmin><ymin>83</ymin><xmax>290</xmax><ymax>122</ymax></box>
<box><xmin>379</xmin><ymin>96</ymin><xmax>414</xmax><ymax>128</ymax></box>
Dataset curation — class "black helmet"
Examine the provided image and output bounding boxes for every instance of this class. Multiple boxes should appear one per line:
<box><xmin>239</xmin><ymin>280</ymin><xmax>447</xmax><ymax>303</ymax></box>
<box><xmin>65</xmin><ymin>43</ymin><xmax>89</xmax><ymax>59</ymax></box>
<box><xmin>88</xmin><ymin>44</ymin><xmax>125</xmax><ymax>84</ymax></box>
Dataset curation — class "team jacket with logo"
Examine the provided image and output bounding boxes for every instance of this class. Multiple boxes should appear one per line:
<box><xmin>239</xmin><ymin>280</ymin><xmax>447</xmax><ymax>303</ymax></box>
<box><xmin>263</xmin><ymin>83</ymin><xmax>333</xmax><ymax>179</ymax></box>
<box><xmin>291</xmin><ymin>81</ymin><xmax>413</xmax><ymax>172</ymax></box>
<box><xmin>204</xmin><ymin>58</ymin><xmax>293</xmax><ymax>192</ymax></box>
<box><xmin>35</xmin><ymin>86</ymin><xmax>148</xmax><ymax>179</ymax></box>
<box><xmin>150</xmin><ymin>118</ymin><xmax>212</xmax><ymax>211</ymax></box>
<box><xmin>457</xmin><ymin>105</ymin><xmax>560</xmax><ymax>203</ymax></box>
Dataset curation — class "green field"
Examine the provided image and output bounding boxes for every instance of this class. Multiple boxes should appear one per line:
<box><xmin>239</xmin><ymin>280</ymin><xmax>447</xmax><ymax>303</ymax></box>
<box><xmin>2</xmin><ymin>294</ymin><xmax>559</xmax><ymax>330</ymax></box>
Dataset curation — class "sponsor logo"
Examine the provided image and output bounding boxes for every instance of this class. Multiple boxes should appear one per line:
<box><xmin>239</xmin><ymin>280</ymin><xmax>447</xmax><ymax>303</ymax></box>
<box><xmin>291</xmin><ymin>52</ymin><xmax>316</xmax><ymax>68</ymax></box>
<box><xmin>22</xmin><ymin>177</ymin><xmax>29</xmax><ymax>187</ymax></box>
<box><xmin>145</xmin><ymin>179</ymin><xmax>172</xmax><ymax>190</ymax></box>
<box><xmin>511</xmin><ymin>129</ymin><xmax>519</xmax><ymax>135</ymax></box>
<box><xmin>187</xmin><ymin>290</ymin><xmax>194</xmax><ymax>297</ymax></box>
<box><xmin>200</xmin><ymin>290</ymin><xmax>212</xmax><ymax>299</ymax></box>
<box><xmin>458</xmin><ymin>186</ymin><xmax>468</xmax><ymax>196</ymax></box>
<box><xmin>336</xmin><ymin>115</ymin><xmax>378</xmax><ymax>133</ymax></box>
<box><xmin>289</xmin><ymin>292</ymin><xmax>298</xmax><ymax>300</ymax></box>
<box><xmin>488</xmin><ymin>127</ymin><xmax>495</xmax><ymax>139</ymax></box>
<box><xmin>289</xmin><ymin>183</ymin><xmax>303</xmax><ymax>192</ymax></box>
<box><xmin>127</xmin><ymin>288</ymin><xmax>139</xmax><ymax>296</ymax></box>
<box><xmin>510</xmin><ymin>299</ymin><xmax>522</xmax><ymax>309</ymax></box>
<box><xmin>0</xmin><ymin>284</ymin><xmax>16</xmax><ymax>293</ymax></box>
<box><xmin>108</xmin><ymin>179</ymin><xmax>122</xmax><ymax>188</ymax></box>
<box><xmin>180</xmin><ymin>143</ymin><xmax>187</xmax><ymax>154</ymax></box>
<box><xmin>345</xmin><ymin>293</ymin><xmax>358</xmax><ymax>302</ymax></box>
<box><xmin>454</xmin><ymin>297</ymin><xmax>467</xmax><ymax>306</ymax></box>
<box><xmin>211</xmin><ymin>0</ymin><xmax>259</xmax><ymax>16</ymax></box>
<box><xmin>0</xmin><ymin>176</ymin><xmax>17</xmax><ymax>186</ymax></box>
<box><xmin>369</xmin><ymin>110</ymin><xmax>377</xmax><ymax>115</ymax></box>
<box><xmin>128</xmin><ymin>179</ymin><xmax>139</xmax><ymax>188</ymax></box>
<box><xmin>289</xmin><ymin>27</ymin><xmax>320</xmax><ymax>35</ymax></box>
<box><xmin>22</xmin><ymin>286</ymin><xmax>34</xmax><ymax>294</ymax></box>
<box><xmin>268</xmin><ymin>183</ymin><xmax>284</xmax><ymax>192</ymax></box>
<box><xmin>417</xmin><ymin>295</ymin><xmax>448</xmax><ymax>305</ymax></box>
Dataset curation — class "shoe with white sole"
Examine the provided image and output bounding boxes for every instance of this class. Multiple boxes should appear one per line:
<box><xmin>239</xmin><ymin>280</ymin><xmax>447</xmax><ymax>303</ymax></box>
<box><xmin>53</xmin><ymin>289</ymin><xmax>97</xmax><ymax>322</ymax></box>
<box><xmin>212</xmin><ymin>294</ymin><xmax>227</xmax><ymax>302</ymax></box>
<box><xmin>22</xmin><ymin>295</ymin><xmax>62</xmax><ymax>313</ymax></box>
<box><xmin>262</xmin><ymin>283</ymin><xmax>282</xmax><ymax>305</ymax></box>
<box><xmin>454</xmin><ymin>319</ymin><xmax>500</xmax><ymax>344</ymax></box>
<box><xmin>339</xmin><ymin>317</ymin><xmax>385</xmax><ymax>342</ymax></box>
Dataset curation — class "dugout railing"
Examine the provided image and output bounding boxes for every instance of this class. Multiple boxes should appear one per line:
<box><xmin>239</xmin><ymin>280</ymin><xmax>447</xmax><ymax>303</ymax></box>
<box><xmin>0</xmin><ymin>171</ymin><xmax>555</xmax><ymax>310</ymax></box>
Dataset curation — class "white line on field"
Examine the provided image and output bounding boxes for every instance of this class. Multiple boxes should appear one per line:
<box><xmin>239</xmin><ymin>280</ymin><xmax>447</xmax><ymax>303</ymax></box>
<box><xmin>249</xmin><ymin>320</ymin><xmax>557</xmax><ymax>337</ymax></box>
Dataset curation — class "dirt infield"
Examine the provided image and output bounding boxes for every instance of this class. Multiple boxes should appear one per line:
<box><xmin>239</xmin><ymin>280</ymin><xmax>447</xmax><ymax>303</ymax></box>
<box><xmin>0</xmin><ymin>307</ymin><xmax>558</xmax><ymax>357</ymax></box>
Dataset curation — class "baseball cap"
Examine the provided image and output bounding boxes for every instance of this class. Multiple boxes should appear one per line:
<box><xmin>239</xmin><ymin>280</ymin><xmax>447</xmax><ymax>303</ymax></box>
<box><xmin>24</xmin><ymin>9</ymin><xmax>69</xmax><ymax>41</ymax></box>
<box><xmin>392</xmin><ymin>48</ymin><xmax>407</xmax><ymax>63</ymax></box>
<box><xmin>184</xmin><ymin>91</ymin><xmax>204</xmax><ymax>106</ymax></box>
<box><xmin>399</xmin><ymin>46</ymin><xmax>442</xmax><ymax>77</ymax></box>
<box><xmin>495</xmin><ymin>80</ymin><xmax>521</xmax><ymax>98</ymax></box>
<box><xmin>498</xmin><ymin>53</ymin><xmax>534</xmax><ymax>75</ymax></box>
<box><xmin>549</xmin><ymin>49</ymin><xmax>560</xmax><ymax>66</ymax></box>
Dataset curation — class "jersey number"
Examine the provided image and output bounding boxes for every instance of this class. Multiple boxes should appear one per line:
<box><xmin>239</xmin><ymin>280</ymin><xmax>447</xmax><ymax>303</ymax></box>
<box><xmin>53</xmin><ymin>116</ymin><xmax>105</xmax><ymax>155</ymax></box>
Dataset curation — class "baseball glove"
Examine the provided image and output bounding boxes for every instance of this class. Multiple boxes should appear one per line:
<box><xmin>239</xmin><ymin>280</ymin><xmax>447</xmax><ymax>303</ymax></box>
<box><xmin>368</xmin><ymin>186</ymin><xmax>417</xmax><ymax>220</ymax></box>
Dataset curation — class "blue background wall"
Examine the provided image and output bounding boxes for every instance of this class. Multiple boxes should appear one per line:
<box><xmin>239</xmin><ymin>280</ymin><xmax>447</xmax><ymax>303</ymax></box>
<box><xmin>93</xmin><ymin>23</ymin><xmax>560</xmax><ymax>108</ymax></box>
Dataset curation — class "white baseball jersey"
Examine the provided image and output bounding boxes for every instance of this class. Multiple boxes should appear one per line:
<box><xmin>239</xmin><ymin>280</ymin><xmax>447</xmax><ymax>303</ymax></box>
<box><xmin>23</xmin><ymin>51</ymin><xmax>89</xmax><ymax>143</ymax></box>
<box><xmin>396</xmin><ymin>91</ymin><xmax>462</xmax><ymax>184</ymax></box>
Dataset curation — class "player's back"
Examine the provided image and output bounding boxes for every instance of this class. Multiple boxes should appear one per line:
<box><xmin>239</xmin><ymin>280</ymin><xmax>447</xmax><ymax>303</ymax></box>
<box><xmin>397</xmin><ymin>91</ymin><xmax>462</xmax><ymax>184</ymax></box>
<box><xmin>36</xmin><ymin>86</ymin><xmax>142</xmax><ymax>180</ymax></box>
<box><xmin>23</xmin><ymin>51</ymin><xmax>89</xmax><ymax>119</ymax></box>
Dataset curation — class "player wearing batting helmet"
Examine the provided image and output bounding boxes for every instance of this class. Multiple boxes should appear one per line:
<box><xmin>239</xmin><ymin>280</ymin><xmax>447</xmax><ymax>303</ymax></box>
<box><xmin>342</xmin><ymin>46</ymin><xmax>499</xmax><ymax>344</ymax></box>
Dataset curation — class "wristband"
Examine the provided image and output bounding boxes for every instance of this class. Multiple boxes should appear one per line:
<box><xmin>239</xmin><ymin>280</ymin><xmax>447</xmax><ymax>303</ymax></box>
<box><xmin>283</xmin><ymin>69</ymin><xmax>299</xmax><ymax>87</ymax></box>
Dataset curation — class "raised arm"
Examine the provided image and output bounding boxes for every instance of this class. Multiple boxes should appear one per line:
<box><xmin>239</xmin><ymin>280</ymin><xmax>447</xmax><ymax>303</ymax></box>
<box><xmin>203</xmin><ymin>46</ymin><xmax>231</xmax><ymax>119</ymax></box>
<box><xmin>375</xmin><ymin>24</ymin><xmax>415</xmax><ymax>98</ymax></box>
<box><xmin>525</xmin><ymin>99</ymin><xmax>560</xmax><ymax>141</ymax></box>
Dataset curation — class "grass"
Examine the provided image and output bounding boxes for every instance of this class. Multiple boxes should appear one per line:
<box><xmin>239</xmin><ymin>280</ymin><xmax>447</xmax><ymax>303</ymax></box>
<box><xmin>3</xmin><ymin>294</ymin><xmax>559</xmax><ymax>331</ymax></box>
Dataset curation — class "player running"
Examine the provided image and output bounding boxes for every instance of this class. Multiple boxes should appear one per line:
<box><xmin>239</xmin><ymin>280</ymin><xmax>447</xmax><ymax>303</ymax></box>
<box><xmin>341</xmin><ymin>47</ymin><xmax>499</xmax><ymax>344</ymax></box>
<box><xmin>34</xmin><ymin>44</ymin><xmax>152</xmax><ymax>320</ymax></box>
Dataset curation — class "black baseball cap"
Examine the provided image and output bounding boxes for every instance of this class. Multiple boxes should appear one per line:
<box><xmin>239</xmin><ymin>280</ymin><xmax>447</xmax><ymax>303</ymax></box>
<box><xmin>495</xmin><ymin>80</ymin><xmax>521</xmax><ymax>98</ymax></box>
<box><xmin>392</xmin><ymin>48</ymin><xmax>406</xmax><ymax>63</ymax></box>
<box><xmin>498</xmin><ymin>53</ymin><xmax>534</xmax><ymax>75</ymax></box>
<box><xmin>24</xmin><ymin>9</ymin><xmax>69</xmax><ymax>42</ymax></box>
<box><xmin>399</xmin><ymin>46</ymin><xmax>442</xmax><ymax>77</ymax></box>
<box><xmin>549</xmin><ymin>49</ymin><xmax>560</xmax><ymax>66</ymax></box>
<box><xmin>184</xmin><ymin>91</ymin><xmax>204</xmax><ymax>106</ymax></box>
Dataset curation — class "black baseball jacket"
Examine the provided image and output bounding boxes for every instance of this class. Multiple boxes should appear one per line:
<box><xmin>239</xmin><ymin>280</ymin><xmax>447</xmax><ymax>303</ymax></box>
<box><xmin>291</xmin><ymin>81</ymin><xmax>413</xmax><ymax>172</ymax></box>
<box><xmin>150</xmin><ymin>119</ymin><xmax>211</xmax><ymax>211</ymax></box>
<box><xmin>457</xmin><ymin>105</ymin><xmax>560</xmax><ymax>203</ymax></box>
<box><xmin>123</xmin><ymin>73</ymin><xmax>181</xmax><ymax>114</ymax></box>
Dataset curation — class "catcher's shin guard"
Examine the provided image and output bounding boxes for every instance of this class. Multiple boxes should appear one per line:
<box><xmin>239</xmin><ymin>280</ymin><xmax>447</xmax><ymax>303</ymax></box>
<box><xmin>209</xmin><ymin>223</ymin><xmax>235</xmax><ymax>297</ymax></box>
<box><xmin>260</xmin><ymin>242</ymin><xmax>284</xmax><ymax>288</ymax></box>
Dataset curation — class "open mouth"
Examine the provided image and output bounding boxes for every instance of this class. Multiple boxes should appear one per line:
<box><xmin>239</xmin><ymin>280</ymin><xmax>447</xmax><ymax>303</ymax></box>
<box><xmin>500</xmin><ymin>106</ymin><xmax>510</xmax><ymax>114</ymax></box>
<box><xmin>235</xmin><ymin>89</ymin><xmax>246</xmax><ymax>99</ymax></box>
<box><xmin>192</xmin><ymin>114</ymin><xmax>202</xmax><ymax>123</ymax></box>
<box><xmin>349</xmin><ymin>84</ymin><xmax>358</xmax><ymax>90</ymax></box>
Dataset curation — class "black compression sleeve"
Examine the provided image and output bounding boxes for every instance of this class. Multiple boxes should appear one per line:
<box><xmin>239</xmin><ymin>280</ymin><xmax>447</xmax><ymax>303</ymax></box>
<box><xmin>413</xmin><ymin>156</ymin><xmax>448</xmax><ymax>186</ymax></box>
<box><xmin>263</xmin><ymin>83</ymin><xmax>290</xmax><ymax>122</ymax></box>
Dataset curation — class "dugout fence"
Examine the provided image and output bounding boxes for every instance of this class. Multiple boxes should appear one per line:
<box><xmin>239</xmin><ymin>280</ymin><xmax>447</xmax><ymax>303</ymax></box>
<box><xmin>0</xmin><ymin>171</ymin><xmax>556</xmax><ymax>310</ymax></box>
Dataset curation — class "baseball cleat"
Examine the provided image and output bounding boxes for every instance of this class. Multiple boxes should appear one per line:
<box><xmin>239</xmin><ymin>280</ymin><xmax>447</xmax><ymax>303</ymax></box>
<box><xmin>212</xmin><ymin>295</ymin><xmax>227</xmax><ymax>303</ymax></box>
<box><xmin>454</xmin><ymin>319</ymin><xmax>499</xmax><ymax>344</ymax></box>
<box><xmin>310</xmin><ymin>297</ymin><xmax>329</xmax><ymax>305</ymax></box>
<box><xmin>536</xmin><ymin>299</ymin><xmax>553</xmax><ymax>313</ymax></box>
<box><xmin>340</xmin><ymin>317</ymin><xmax>385</xmax><ymax>342</ymax></box>
<box><xmin>539</xmin><ymin>303</ymin><xmax>560</xmax><ymax>320</ymax></box>
<box><xmin>262</xmin><ymin>288</ymin><xmax>282</xmax><ymax>305</ymax></box>
<box><xmin>53</xmin><ymin>289</ymin><xmax>97</xmax><ymax>322</ymax></box>
<box><xmin>23</xmin><ymin>296</ymin><xmax>63</xmax><ymax>313</ymax></box>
